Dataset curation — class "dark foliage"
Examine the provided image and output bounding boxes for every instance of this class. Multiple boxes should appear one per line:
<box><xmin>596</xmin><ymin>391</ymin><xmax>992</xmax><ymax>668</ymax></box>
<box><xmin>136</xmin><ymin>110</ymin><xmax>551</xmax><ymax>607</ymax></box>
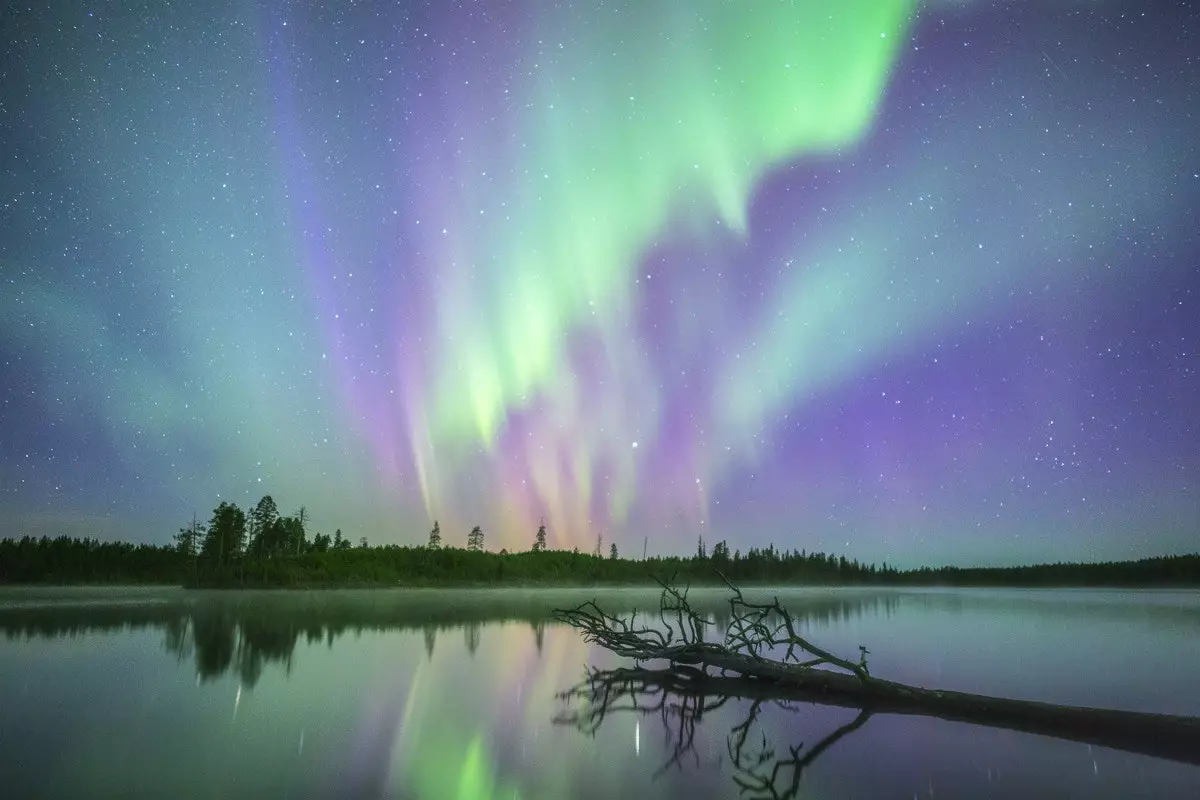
<box><xmin>2</xmin><ymin>495</ymin><xmax>1198</xmax><ymax>587</ymax></box>
<box><xmin>0</xmin><ymin>536</ymin><xmax>190</xmax><ymax>583</ymax></box>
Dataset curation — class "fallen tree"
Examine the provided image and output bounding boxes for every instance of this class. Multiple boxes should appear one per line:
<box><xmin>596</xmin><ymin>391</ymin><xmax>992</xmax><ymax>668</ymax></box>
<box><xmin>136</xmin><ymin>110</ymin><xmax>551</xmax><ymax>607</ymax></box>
<box><xmin>554</xmin><ymin>576</ymin><xmax>1200</xmax><ymax>772</ymax></box>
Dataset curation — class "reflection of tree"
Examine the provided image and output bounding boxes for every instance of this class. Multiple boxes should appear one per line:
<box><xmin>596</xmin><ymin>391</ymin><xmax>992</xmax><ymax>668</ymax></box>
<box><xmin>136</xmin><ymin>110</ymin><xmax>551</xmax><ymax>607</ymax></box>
<box><xmin>708</xmin><ymin>593</ymin><xmax>898</xmax><ymax>635</ymax></box>
<box><xmin>187</xmin><ymin>613</ymin><xmax>306</xmax><ymax>686</ymax></box>
<box><xmin>193</xmin><ymin>610</ymin><xmax>236</xmax><ymax>681</ymax></box>
<box><xmin>423</xmin><ymin>625</ymin><xmax>437</xmax><ymax>659</ymax></box>
<box><xmin>556</xmin><ymin>665</ymin><xmax>869</xmax><ymax>798</ymax></box>
<box><xmin>561</xmin><ymin>667</ymin><xmax>724</xmax><ymax>775</ymax></box>
<box><xmin>728</xmin><ymin>701</ymin><xmax>870</xmax><ymax>799</ymax></box>
<box><xmin>464</xmin><ymin>621</ymin><xmax>481</xmax><ymax>657</ymax></box>
<box><xmin>235</xmin><ymin>616</ymin><xmax>300</xmax><ymax>686</ymax></box>
<box><xmin>0</xmin><ymin>589</ymin><xmax>904</xmax><ymax>692</ymax></box>
<box><xmin>532</xmin><ymin>620</ymin><xmax>545</xmax><ymax>654</ymax></box>
<box><xmin>162</xmin><ymin>615</ymin><xmax>193</xmax><ymax>662</ymax></box>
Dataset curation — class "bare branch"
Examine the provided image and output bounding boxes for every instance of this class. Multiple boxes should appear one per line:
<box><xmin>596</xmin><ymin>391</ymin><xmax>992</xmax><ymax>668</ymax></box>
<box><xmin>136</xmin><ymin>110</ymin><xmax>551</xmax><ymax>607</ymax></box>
<box><xmin>554</xmin><ymin>575</ymin><xmax>1200</xmax><ymax>774</ymax></box>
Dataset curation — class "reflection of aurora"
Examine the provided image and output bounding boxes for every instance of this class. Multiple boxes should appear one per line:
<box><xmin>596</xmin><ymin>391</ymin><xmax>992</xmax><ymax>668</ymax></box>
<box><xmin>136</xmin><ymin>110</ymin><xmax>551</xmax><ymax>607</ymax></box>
<box><xmin>5</xmin><ymin>589</ymin><xmax>1199</xmax><ymax>798</ymax></box>
<box><xmin>1</xmin><ymin>589</ymin><xmax>901</xmax><ymax>799</ymax></box>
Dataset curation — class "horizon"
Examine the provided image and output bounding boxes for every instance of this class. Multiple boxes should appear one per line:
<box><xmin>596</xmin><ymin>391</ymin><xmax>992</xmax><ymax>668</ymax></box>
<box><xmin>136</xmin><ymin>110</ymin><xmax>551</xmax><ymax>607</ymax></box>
<box><xmin>1</xmin><ymin>1</ymin><xmax>1197</xmax><ymax>567</ymax></box>
<box><xmin>4</xmin><ymin>497</ymin><xmax>1197</xmax><ymax>574</ymax></box>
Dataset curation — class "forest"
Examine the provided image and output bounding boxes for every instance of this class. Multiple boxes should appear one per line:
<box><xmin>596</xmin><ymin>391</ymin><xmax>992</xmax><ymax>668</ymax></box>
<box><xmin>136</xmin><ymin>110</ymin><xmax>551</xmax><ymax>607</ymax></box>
<box><xmin>1</xmin><ymin>494</ymin><xmax>1197</xmax><ymax>587</ymax></box>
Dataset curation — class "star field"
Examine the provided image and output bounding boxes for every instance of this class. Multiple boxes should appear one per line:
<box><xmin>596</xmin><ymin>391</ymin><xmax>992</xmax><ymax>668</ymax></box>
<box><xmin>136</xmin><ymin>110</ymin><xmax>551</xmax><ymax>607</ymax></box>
<box><xmin>1</xmin><ymin>0</ymin><xmax>1197</xmax><ymax>565</ymax></box>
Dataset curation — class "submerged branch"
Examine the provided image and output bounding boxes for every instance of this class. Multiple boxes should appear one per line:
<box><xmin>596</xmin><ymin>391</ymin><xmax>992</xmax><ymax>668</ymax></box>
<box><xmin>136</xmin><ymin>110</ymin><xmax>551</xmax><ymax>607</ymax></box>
<box><xmin>554</xmin><ymin>579</ymin><xmax>1200</xmax><ymax>773</ymax></box>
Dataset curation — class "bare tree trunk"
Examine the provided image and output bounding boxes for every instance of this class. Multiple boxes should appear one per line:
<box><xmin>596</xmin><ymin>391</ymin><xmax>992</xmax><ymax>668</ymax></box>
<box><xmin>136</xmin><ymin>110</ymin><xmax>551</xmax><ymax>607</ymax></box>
<box><xmin>555</xmin><ymin>577</ymin><xmax>1200</xmax><ymax>767</ymax></box>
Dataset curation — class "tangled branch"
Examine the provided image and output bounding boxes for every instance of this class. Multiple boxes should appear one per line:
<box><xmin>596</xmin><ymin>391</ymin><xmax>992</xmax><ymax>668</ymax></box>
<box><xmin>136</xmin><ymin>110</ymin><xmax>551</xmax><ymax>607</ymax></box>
<box><xmin>555</xmin><ymin>664</ymin><xmax>868</xmax><ymax>798</ymax></box>
<box><xmin>555</xmin><ymin>573</ymin><xmax>873</xmax><ymax>684</ymax></box>
<box><xmin>555</xmin><ymin>575</ymin><xmax>1200</xmax><ymax>781</ymax></box>
<box><xmin>719</xmin><ymin>574</ymin><xmax>870</xmax><ymax>679</ymax></box>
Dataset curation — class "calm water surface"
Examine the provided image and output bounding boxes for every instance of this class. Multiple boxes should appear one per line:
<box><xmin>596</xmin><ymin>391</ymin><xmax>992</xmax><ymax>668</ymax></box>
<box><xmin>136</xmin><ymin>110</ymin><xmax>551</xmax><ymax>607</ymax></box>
<box><xmin>1</xmin><ymin>586</ymin><xmax>1197</xmax><ymax>798</ymax></box>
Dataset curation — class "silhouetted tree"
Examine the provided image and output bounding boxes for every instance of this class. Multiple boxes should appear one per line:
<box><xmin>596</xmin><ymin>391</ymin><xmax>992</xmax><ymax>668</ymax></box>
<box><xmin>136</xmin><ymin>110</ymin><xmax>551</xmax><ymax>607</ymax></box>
<box><xmin>174</xmin><ymin>513</ymin><xmax>204</xmax><ymax>582</ymax></box>
<box><xmin>276</xmin><ymin>515</ymin><xmax>306</xmax><ymax>555</ymax></box>
<box><xmin>6</xmin><ymin>490</ymin><xmax>1199</xmax><ymax>590</ymax></box>
<box><xmin>249</xmin><ymin>495</ymin><xmax>280</xmax><ymax>557</ymax></box>
<box><xmin>594</xmin><ymin>533</ymin><xmax>603</xmax><ymax>558</ymax></box>
<box><xmin>294</xmin><ymin>506</ymin><xmax>308</xmax><ymax>556</ymax></box>
<box><xmin>428</xmin><ymin>520</ymin><xmax>442</xmax><ymax>549</ymax></box>
<box><xmin>174</xmin><ymin>514</ymin><xmax>203</xmax><ymax>559</ymax></box>
<box><xmin>202</xmin><ymin>502</ymin><xmax>246</xmax><ymax>565</ymax></box>
<box><xmin>712</xmin><ymin>540</ymin><xmax>730</xmax><ymax>563</ymax></box>
<box><xmin>467</xmin><ymin>526</ymin><xmax>484</xmax><ymax>552</ymax></box>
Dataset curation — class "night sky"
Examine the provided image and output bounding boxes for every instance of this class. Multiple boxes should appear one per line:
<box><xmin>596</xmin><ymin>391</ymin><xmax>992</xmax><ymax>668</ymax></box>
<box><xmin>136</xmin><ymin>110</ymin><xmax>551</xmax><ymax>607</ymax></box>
<box><xmin>1</xmin><ymin>1</ymin><xmax>1196</xmax><ymax>566</ymax></box>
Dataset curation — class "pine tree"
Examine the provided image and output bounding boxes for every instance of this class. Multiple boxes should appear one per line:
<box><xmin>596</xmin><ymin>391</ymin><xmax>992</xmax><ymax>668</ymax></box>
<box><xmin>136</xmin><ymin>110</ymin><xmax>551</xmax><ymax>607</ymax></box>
<box><xmin>533</xmin><ymin>519</ymin><xmax>547</xmax><ymax>552</ymax></box>
<box><xmin>174</xmin><ymin>513</ymin><xmax>203</xmax><ymax>558</ymax></box>
<box><xmin>249</xmin><ymin>495</ymin><xmax>280</xmax><ymax>557</ymax></box>
<box><xmin>174</xmin><ymin>513</ymin><xmax>204</xmax><ymax>582</ymax></box>
<box><xmin>609</xmin><ymin>542</ymin><xmax>618</xmax><ymax>560</ymax></box>
<box><xmin>594</xmin><ymin>532</ymin><xmax>603</xmax><ymax>558</ymax></box>
<box><xmin>202</xmin><ymin>502</ymin><xmax>246</xmax><ymax>565</ymax></box>
<box><xmin>294</xmin><ymin>506</ymin><xmax>307</xmax><ymax>555</ymax></box>
<box><xmin>712</xmin><ymin>540</ymin><xmax>730</xmax><ymax>562</ymax></box>
<box><xmin>467</xmin><ymin>525</ymin><xmax>484</xmax><ymax>552</ymax></box>
<box><xmin>428</xmin><ymin>520</ymin><xmax>442</xmax><ymax>549</ymax></box>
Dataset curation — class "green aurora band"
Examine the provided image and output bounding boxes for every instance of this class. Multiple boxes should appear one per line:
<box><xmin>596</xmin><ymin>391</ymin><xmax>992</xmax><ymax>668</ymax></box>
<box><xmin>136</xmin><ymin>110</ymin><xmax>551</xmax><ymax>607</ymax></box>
<box><xmin>408</xmin><ymin>1</ymin><xmax>915</xmax><ymax>541</ymax></box>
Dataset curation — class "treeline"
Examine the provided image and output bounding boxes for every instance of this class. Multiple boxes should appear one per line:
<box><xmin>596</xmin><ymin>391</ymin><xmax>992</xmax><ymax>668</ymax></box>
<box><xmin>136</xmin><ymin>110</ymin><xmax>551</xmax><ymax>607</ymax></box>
<box><xmin>0</xmin><ymin>536</ymin><xmax>190</xmax><ymax>584</ymax></box>
<box><xmin>1</xmin><ymin>496</ymin><xmax>1197</xmax><ymax>587</ymax></box>
<box><xmin>177</xmin><ymin>495</ymin><xmax>358</xmax><ymax>567</ymax></box>
<box><xmin>883</xmin><ymin>554</ymin><xmax>1200</xmax><ymax>587</ymax></box>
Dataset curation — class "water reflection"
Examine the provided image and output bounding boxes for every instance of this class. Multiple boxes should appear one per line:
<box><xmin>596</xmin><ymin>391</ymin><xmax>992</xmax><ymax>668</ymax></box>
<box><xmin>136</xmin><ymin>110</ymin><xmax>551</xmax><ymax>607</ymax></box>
<box><xmin>163</xmin><ymin>608</ymin><xmax>363</xmax><ymax>687</ymax></box>
<box><xmin>725</xmin><ymin>702</ymin><xmax>872</xmax><ymax>799</ymax></box>
<box><xmin>556</xmin><ymin>642</ymin><xmax>881</xmax><ymax>798</ymax></box>
<box><xmin>558</xmin><ymin>654</ymin><xmax>1200</xmax><ymax>800</ymax></box>
<box><xmin>0</xmin><ymin>588</ymin><xmax>902</xmax><ymax>687</ymax></box>
<box><xmin>423</xmin><ymin>624</ymin><xmax>436</xmax><ymax>659</ymax></box>
<box><xmin>1</xmin><ymin>587</ymin><xmax>1197</xmax><ymax>799</ymax></box>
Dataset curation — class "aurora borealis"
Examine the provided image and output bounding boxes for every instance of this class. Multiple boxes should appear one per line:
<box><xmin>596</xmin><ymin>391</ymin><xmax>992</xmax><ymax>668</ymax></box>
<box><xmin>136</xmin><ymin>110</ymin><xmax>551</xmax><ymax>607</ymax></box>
<box><xmin>1</xmin><ymin>0</ymin><xmax>1197</xmax><ymax>565</ymax></box>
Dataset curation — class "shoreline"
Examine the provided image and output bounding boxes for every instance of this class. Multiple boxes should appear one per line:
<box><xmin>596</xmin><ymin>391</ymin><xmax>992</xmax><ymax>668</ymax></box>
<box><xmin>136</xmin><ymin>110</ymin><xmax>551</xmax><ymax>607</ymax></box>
<box><xmin>2</xmin><ymin>579</ymin><xmax>1198</xmax><ymax>591</ymax></box>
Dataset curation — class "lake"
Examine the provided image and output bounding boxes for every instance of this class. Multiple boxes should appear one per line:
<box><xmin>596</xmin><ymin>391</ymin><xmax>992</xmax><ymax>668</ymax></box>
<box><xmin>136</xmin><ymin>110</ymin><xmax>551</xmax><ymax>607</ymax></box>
<box><xmin>1</xmin><ymin>586</ymin><xmax>1198</xmax><ymax>798</ymax></box>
